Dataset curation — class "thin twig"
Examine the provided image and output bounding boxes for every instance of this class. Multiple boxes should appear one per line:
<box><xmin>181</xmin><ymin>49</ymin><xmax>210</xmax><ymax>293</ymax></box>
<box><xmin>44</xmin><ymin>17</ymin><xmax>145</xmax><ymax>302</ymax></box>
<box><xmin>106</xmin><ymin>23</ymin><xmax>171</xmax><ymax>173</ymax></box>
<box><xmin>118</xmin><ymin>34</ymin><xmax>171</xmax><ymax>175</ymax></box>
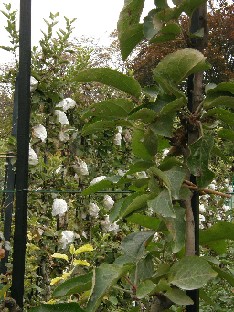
<box><xmin>183</xmin><ymin>181</ymin><xmax>231</xmax><ymax>198</ymax></box>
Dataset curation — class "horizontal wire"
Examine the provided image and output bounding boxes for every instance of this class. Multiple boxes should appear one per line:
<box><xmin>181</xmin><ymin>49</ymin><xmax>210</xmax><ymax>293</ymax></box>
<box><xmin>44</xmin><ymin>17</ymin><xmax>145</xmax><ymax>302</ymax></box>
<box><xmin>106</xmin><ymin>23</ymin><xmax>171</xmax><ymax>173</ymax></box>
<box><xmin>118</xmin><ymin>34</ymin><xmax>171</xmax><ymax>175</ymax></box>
<box><xmin>0</xmin><ymin>189</ymin><xmax>133</xmax><ymax>194</ymax></box>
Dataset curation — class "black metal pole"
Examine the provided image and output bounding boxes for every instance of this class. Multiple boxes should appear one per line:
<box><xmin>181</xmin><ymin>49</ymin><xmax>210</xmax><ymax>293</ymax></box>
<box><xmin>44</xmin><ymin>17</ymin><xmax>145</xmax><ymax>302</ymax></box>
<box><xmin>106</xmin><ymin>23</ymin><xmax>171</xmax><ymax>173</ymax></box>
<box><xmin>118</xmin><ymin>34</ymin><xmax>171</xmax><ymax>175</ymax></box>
<box><xmin>186</xmin><ymin>3</ymin><xmax>207</xmax><ymax>312</ymax></box>
<box><xmin>11</xmin><ymin>0</ymin><xmax>31</xmax><ymax>308</ymax></box>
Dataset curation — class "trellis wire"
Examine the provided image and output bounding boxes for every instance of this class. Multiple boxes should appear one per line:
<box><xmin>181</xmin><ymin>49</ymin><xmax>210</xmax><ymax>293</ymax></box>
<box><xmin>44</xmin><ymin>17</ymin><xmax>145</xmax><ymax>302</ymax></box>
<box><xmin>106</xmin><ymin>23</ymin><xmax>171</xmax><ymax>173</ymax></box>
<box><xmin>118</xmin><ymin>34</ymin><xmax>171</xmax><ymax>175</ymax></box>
<box><xmin>0</xmin><ymin>189</ymin><xmax>133</xmax><ymax>194</ymax></box>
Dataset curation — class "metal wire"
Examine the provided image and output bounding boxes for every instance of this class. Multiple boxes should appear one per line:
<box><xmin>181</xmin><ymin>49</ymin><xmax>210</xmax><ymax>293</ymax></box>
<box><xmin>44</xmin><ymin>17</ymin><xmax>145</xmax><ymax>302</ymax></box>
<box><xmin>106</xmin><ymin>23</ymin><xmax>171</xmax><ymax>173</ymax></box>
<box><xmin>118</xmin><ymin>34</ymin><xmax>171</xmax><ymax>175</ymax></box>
<box><xmin>0</xmin><ymin>189</ymin><xmax>133</xmax><ymax>194</ymax></box>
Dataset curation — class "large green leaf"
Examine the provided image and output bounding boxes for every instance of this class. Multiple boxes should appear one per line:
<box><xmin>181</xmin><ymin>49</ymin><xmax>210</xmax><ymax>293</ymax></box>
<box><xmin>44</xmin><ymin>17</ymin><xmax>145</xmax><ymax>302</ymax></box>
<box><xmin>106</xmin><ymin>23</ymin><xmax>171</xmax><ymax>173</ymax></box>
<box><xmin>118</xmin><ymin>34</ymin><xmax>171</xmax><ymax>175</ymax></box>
<box><xmin>206</xmin><ymin>81</ymin><xmax>234</xmax><ymax>95</ymax></box>
<box><xmin>117</xmin><ymin>0</ymin><xmax>145</xmax><ymax>60</ymax></box>
<box><xmin>153</xmin><ymin>48</ymin><xmax>210</xmax><ymax>86</ymax></box>
<box><xmin>203</xmin><ymin>95</ymin><xmax>234</xmax><ymax>109</ymax></box>
<box><xmin>118</xmin><ymin>24</ymin><xmax>144</xmax><ymax>61</ymax></box>
<box><xmin>200</xmin><ymin>221</ymin><xmax>234</xmax><ymax>244</ymax></box>
<box><xmin>204</xmin><ymin>108</ymin><xmax>234</xmax><ymax>126</ymax></box>
<box><xmin>187</xmin><ymin>136</ymin><xmax>214</xmax><ymax>187</ymax></box>
<box><xmin>127</xmin><ymin>213</ymin><xmax>161</xmax><ymax>230</ymax></box>
<box><xmin>115</xmin><ymin>231</ymin><xmax>154</xmax><ymax>264</ymax></box>
<box><xmin>53</xmin><ymin>272</ymin><xmax>92</xmax><ymax>298</ymax></box>
<box><xmin>75</xmin><ymin>68</ymin><xmax>142</xmax><ymax>98</ymax></box>
<box><xmin>148</xmin><ymin>189</ymin><xmax>176</xmax><ymax>218</ymax></box>
<box><xmin>86</xmin><ymin>263</ymin><xmax>129</xmax><ymax>312</ymax></box>
<box><xmin>81</xmin><ymin>99</ymin><xmax>135</xmax><ymax>120</ymax></box>
<box><xmin>29</xmin><ymin>303</ymin><xmax>85</xmax><ymax>312</ymax></box>
<box><xmin>168</xmin><ymin>256</ymin><xmax>217</xmax><ymax>290</ymax></box>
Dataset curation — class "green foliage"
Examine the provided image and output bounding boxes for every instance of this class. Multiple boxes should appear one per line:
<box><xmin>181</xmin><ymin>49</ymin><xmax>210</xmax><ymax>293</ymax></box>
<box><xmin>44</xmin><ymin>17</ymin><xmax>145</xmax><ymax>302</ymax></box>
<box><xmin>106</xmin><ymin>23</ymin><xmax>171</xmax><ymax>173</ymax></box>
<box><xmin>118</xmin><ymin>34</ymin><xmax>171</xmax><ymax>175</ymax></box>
<box><xmin>75</xmin><ymin>68</ymin><xmax>142</xmax><ymax>98</ymax></box>
<box><xmin>168</xmin><ymin>256</ymin><xmax>217</xmax><ymax>290</ymax></box>
<box><xmin>53</xmin><ymin>272</ymin><xmax>92</xmax><ymax>298</ymax></box>
<box><xmin>1</xmin><ymin>1</ymin><xmax>234</xmax><ymax>311</ymax></box>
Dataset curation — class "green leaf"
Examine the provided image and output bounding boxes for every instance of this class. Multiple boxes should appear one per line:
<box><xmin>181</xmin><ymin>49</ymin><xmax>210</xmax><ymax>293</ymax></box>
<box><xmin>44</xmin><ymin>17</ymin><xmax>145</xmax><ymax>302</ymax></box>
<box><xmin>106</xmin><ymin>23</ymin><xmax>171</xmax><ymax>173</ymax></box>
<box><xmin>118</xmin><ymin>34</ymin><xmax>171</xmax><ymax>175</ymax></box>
<box><xmin>144</xmin><ymin>9</ymin><xmax>162</xmax><ymax>40</ymax></box>
<box><xmin>0</xmin><ymin>284</ymin><xmax>10</xmax><ymax>299</ymax></box>
<box><xmin>199</xmin><ymin>289</ymin><xmax>219</xmax><ymax>309</ymax></box>
<box><xmin>144</xmin><ymin>128</ymin><xmax>158</xmax><ymax>156</ymax></box>
<box><xmin>127</xmin><ymin>160</ymin><xmax>155</xmax><ymax>175</ymax></box>
<box><xmin>82</xmin><ymin>176</ymin><xmax>120</xmax><ymax>195</ymax></box>
<box><xmin>203</xmin><ymin>95</ymin><xmax>234</xmax><ymax>109</ymax></box>
<box><xmin>165</xmin><ymin>207</ymin><xmax>185</xmax><ymax>253</ymax></box>
<box><xmin>128</xmin><ymin>108</ymin><xmax>157</xmax><ymax>123</ymax></box>
<box><xmin>120</xmin><ymin>193</ymin><xmax>151</xmax><ymax>219</ymax></box>
<box><xmin>160</xmin><ymin>97</ymin><xmax>186</xmax><ymax>115</ymax></box>
<box><xmin>75</xmin><ymin>68</ymin><xmax>142</xmax><ymax>98</ymax></box>
<box><xmin>132</xmin><ymin>128</ymin><xmax>154</xmax><ymax>161</ymax></box>
<box><xmin>82</xmin><ymin>99</ymin><xmax>135</xmax><ymax>120</ymax></box>
<box><xmin>204</xmin><ymin>240</ymin><xmax>228</xmax><ymax>254</ymax></box>
<box><xmin>136</xmin><ymin>279</ymin><xmax>156</xmax><ymax>298</ymax></box>
<box><xmin>117</xmin><ymin>0</ymin><xmax>145</xmax><ymax>60</ymax></box>
<box><xmin>205</xmin><ymin>108</ymin><xmax>234</xmax><ymax>126</ymax></box>
<box><xmin>165</xmin><ymin>287</ymin><xmax>194</xmax><ymax>305</ymax></box>
<box><xmin>0</xmin><ymin>45</ymin><xmax>13</xmax><ymax>52</ymax></box>
<box><xmin>29</xmin><ymin>303</ymin><xmax>85</xmax><ymax>312</ymax></box>
<box><xmin>148</xmin><ymin>189</ymin><xmax>176</xmax><ymax>218</ymax></box>
<box><xmin>115</xmin><ymin>231</ymin><xmax>154</xmax><ymax>264</ymax></box>
<box><xmin>86</xmin><ymin>263</ymin><xmax>129</xmax><ymax>312</ymax></box>
<box><xmin>53</xmin><ymin>272</ymin><xmax>92</xmax><ymax>298</ymax></box>
<box><xmin>206</xmin><ymin>81</ymin><xmax>234</xmax><ymax>95</ymax></box>
<box><xmin>150</xmin><ymin>112</ymin><xmax>175</xmax><ymax>137</ymax></box>
<box><xmin>155</xmin><ymin>6</ymin><xmax>182</xmax><ymax>22</ymax></box>
<box><xmin>218</xmin><ymin>129</ymin><xmax>234</xmax><ymax>142</ymax></box>
<box><xmin>127</xmin><ymin>213</ymin><xmax>161</xmax><ymax>230</ymax></box>
<box><xmin>200</xmin><ymin>221</ymin><xmax>234</xmax><ymax>243</ymax></box>
<box><xmin>187</xmin><ymin>136</ymin><xmax>214</xmax><ymax>187</ymax></box>
<box><xmin>154</xmin><ymin>48</ymin><xmax>210</xmax><ymax>86</ymax></box>
<box><xmin>164</xmin><ymin>166</ymin><xmax>187</xmax><ymax>199</ymax></box>
<box><xmin>150</xmin><ymin>167</ymin><xmax>187</xmax><ymax>199</ymax></box>
<box><xmin>137</xmin><ymin>255</ymin><xmax>155</xmax><ymax>281</ymax></box>
<box><xmin>168</xmin><ymin>256</ymin><xmax>217</xmax><ymax>290</ymax></box>
<box><xmin>150</xmin><ymin>22</ymin><xmax>181</xmax><ymax>43</ymax></box>
<box><xmin>81</xmin><ymin>120</ymin><xmax>116</xmax><ymax>136</ymax></box>
<box><xmin>212</xmin><ymin>265</ymin><xmax>234</xmax><ymax>287</ymax></box>
<box><xmin>154</xmin><ymin>0</ymin><xmax>169</xmax><ymax>8</ymax></box>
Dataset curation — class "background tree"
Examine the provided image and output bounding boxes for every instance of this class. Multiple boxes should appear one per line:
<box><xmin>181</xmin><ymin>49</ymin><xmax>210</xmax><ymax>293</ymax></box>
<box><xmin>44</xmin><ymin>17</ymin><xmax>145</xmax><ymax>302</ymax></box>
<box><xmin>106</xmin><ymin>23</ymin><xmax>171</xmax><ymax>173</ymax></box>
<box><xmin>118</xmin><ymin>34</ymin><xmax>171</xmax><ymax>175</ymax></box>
<box><xmin>130</xmin><ymin>2</ymin><xmax>234</xmax><ymax>87</ymax></box>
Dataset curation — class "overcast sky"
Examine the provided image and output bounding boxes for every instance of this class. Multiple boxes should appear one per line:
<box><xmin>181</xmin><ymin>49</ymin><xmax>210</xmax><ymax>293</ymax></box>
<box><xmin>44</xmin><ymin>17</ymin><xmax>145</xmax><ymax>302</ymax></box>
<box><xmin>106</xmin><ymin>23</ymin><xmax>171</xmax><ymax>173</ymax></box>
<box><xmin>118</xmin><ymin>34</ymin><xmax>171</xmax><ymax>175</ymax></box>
<box><xmin>0</xmin><ymin>0</ymin><xmax>156</xmax><ymax>64</ymax></box>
